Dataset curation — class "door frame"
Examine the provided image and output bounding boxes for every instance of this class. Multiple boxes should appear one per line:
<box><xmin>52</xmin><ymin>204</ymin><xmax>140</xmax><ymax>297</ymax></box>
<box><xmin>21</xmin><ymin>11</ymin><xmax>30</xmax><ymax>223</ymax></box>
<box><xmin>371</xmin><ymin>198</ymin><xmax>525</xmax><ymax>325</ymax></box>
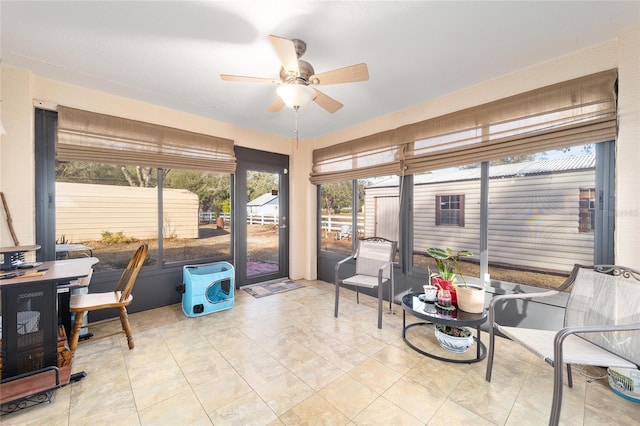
<box><xmin>234</xmin><ymin>146</ymin><xmax>289</xmax><ymax>286</ymax></box>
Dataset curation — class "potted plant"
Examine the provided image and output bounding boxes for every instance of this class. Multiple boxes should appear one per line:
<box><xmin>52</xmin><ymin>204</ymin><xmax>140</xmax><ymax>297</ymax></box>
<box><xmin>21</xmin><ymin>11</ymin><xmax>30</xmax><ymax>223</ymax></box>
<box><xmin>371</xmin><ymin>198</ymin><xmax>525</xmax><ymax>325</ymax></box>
<box><xmin>426</xmin><ymin>247</ymin><xmax>472</xmax><ymax>304</ymax></box>
<box><xmin>426</xmin><ymin>247</ymin><xmax>485</xmax><ymax>313</ymax></box>
<box><xmin>434</xmin><ymin>324</ymin><xmax>474</xmax><ymax>353</ymax></box>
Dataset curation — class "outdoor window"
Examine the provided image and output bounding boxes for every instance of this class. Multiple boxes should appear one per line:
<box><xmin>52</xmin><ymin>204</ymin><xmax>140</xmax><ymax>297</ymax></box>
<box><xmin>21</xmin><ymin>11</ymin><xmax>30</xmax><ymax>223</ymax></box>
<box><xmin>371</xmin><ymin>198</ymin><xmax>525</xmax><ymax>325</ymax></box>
<box><xmin>435</xmin><ymin>194</ymin><xmax>465</xmax><ymax>226</ymax></box>
<box><xmin>319</xmin><ymin>180</ymin><xmax>357</xmax><ymax>255</ymax></box>
<box><xmin>579</xmin><ymin>188</ymin><xmax>596</xmax><ymax>232</ymax></box>
<box><xmin>412</xmin><ymin>163</ymin><xmax>479</xmax><ymax>277</ymax></box>
<box><xmin>55</xmin><ymin>161</ymin><xmax>232</xmax><ymax>271</ymax></box>
<box><xmin>486</xmin><ymin>145</ymin><xmax>596</xmax><ymax>289</ymax></box>
<box><xmin>162</xmin><ymin>169</ymin><xmax>231</xmax><ymax>264</ymax></box>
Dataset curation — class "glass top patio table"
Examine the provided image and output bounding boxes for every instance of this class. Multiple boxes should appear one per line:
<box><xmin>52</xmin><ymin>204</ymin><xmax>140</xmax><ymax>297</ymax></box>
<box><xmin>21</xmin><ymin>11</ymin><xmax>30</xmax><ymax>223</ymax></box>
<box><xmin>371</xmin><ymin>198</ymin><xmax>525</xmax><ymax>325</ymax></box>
<box><xmin>401</xmin><ymin>292</ymin><xmax>488</xmax><ymax>363</ymax></box>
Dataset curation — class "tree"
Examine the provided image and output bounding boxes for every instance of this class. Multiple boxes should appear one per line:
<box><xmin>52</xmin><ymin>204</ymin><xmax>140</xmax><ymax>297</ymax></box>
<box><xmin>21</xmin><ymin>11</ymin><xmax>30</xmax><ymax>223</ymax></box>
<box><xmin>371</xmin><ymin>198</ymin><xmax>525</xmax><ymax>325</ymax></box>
<box><xmin>321</xmin><ymin>181</ymin><xmax>351</xmax><ymax>213</ymax></box>
<box><xmin>247</xmin><ymin>171</ymin><xmax>278</xmax><ymax>201</ymax></box>
<box><xmin>164</xmin><ymin>170</ymin><xmax>230</xmax><ymax>215</ymax></box>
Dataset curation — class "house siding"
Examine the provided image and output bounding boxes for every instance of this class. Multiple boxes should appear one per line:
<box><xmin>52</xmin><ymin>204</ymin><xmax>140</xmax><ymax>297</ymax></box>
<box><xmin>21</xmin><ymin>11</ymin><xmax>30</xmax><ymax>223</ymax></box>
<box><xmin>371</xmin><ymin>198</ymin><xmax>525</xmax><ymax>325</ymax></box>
<box><xmin>56</xmin><ymin>182</ymin><xmax>199</xmax><ymax>242</ymax></box>
<box><xmin>366</xmin><ymin>167</ymin><xmax>595</xmax><ymax>274</ymax></box>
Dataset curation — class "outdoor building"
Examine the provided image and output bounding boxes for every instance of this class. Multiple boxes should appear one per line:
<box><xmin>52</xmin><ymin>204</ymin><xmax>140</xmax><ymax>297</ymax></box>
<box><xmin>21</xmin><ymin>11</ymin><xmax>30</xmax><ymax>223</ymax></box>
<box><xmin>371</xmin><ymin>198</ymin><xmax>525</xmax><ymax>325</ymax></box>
<box><xmin>365</xmin><ymin>155</ymin><xmax>596</xmax><ymax>273</ymax></box>
<box><xmin>246</xmin><ymin>193</ymin><xmax>279</xmax><ymax>216</ymax></box>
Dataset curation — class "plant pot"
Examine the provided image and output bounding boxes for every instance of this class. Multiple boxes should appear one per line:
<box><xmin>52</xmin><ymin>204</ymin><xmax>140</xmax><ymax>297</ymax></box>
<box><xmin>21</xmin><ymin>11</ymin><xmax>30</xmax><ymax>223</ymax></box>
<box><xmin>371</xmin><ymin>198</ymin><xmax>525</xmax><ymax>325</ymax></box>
<box><xmin>456</xmin><ymin>285</ymin><xmax>486</xmax><ymax>313</ymax></box>
<box><xmin>431</xmin><ymin>277</ymin><xmax>457</xmax><ymax>304</ymax></box>
<box><xmin>434</xmin><ymin>325</ymin><xmax>474</xmax><ymax>353</ymax></box>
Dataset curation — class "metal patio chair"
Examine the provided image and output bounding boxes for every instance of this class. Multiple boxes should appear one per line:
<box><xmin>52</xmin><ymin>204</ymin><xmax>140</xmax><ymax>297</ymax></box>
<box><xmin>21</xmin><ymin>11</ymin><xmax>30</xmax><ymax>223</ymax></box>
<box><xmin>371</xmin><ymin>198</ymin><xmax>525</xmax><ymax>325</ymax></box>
<box><xmin>334</xmin><ymin>237</ymin><xmax>397</xmax><ymax>329</ymax></box>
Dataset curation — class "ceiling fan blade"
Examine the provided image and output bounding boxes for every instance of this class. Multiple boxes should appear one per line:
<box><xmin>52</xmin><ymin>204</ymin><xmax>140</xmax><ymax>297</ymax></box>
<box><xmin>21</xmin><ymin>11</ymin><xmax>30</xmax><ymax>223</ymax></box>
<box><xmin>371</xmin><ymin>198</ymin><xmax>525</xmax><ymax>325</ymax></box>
<box><xmin>309</xmin><ymin>63</ymin><xmax>369</xmax><ymax>85</ymax></box>
<box><xmin>269</xmin><ymin>35</ymin><xmax>300</xmax><ymax>75</ymax></box>
<box><xmin>220</xmin><ymin>74</ymin><xmax>279</xmax><ymax>84</ymax></box>
<box><xmin>313</xmin><ymin>89</ymin><xmax>343</xmax><ymax>113</ymax></box>
<box><xmin>266</xmin><ymin>97</ymin><xmax>285</xmax><ymax>112</ymax></box>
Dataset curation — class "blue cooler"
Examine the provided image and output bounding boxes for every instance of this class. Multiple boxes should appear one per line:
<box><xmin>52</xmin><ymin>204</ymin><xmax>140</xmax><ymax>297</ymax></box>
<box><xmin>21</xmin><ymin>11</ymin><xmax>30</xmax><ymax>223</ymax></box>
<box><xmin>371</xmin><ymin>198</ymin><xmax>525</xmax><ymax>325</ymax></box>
<box><xmin>181</xmin><ymin>262</ymin><xmax>235</xmax><ymax>317</ymax></box>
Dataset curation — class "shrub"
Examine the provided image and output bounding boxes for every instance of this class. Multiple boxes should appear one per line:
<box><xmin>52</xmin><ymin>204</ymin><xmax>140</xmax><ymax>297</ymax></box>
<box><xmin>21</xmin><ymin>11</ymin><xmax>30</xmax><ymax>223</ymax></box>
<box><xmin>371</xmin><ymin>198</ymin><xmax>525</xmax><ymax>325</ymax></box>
<box><xmin>101</xmin><ymin>231</ymin><xmax>138</xmax><ymax>245</ymax></box>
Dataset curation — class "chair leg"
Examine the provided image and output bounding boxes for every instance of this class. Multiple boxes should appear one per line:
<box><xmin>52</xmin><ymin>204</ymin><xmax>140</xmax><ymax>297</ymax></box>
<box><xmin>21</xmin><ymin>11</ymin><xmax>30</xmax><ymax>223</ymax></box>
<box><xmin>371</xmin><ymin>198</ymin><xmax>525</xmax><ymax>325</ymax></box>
<box><xmin>377</xmin><ymin>283</ymin><xmax>383</xmax><ymax>329</ymax></box>
<box><xmin>549</xmin><ymin>361</ymin><xmax>564</xmax><ymax>426</ymax></box>
<box><xmin>356</xmin><ymin>286</ymin><xmax>360</xmax><ymax>304</ymax></box>
<box><xmin>334</xmin><ymin>280</ymin><xmax>340</xmax><ymax>318</ymax></box>
<box><xmin>566</xmin><ymin>364</ymin><xmax>573</xmax><ymax>388</ymax></box>
<box><xmin>389</xmin><ymin>273</ymin><xmax>394</xmax><ymax>313</ymax></box>
<box><xmin>485</xmin><ymin>326</ymin><xmax>496</xmax><ymax>382</ymax></box>
<box><xmin>119</xmin><ymin>306</ymin><xmax>135</xmax><ymax>350</ymax></box>
<box><xmin>69</xmin><ymin>311</ymin><xmax>85</xmax><ymax>354</ymax></box>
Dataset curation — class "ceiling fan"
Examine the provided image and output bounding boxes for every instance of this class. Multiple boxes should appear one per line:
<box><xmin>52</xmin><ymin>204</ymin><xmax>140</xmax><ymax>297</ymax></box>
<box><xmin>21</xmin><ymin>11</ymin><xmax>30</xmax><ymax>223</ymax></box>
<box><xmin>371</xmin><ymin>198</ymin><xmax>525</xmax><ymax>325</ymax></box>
<box><xmin>220</xmin><ymin>35</ymin><xmax>369</xmax><ymax>113</ymax></box>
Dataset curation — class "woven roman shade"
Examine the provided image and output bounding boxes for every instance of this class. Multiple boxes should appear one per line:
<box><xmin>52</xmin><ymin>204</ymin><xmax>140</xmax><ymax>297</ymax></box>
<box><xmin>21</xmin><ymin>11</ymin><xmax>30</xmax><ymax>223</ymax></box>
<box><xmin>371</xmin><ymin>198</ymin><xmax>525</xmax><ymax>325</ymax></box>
<box><xmin>310</xmin><ymin>70</ymin><xmax>617</xmax><ymax>183</ymax></box>
<box><xmin>57</xmin><ymin>106</ymin><xmax>236</xmax><ymax>173</ymax></box>
<box><xmin>310</xmin><ymin>130</ymin><xmax>402</xmax><ymax>184</ymax></box>
<box><xmin>399</xmin><ymin>70</ymin><xmax>617</xmax><ymax>173</ymax></box>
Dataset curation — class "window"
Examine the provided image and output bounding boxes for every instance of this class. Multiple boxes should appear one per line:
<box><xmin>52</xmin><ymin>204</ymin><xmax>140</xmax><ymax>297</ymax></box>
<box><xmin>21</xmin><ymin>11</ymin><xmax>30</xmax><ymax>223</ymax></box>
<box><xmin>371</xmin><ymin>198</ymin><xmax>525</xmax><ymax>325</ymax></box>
<box><xmin>579</xmin><ymin>188</ymin><xmax>596</xmax><ymax>232</ymax></box>
<box><xmin>412</xmin><ymin>163</ymin><xmax>479</xmax><ymax>277</ymax></box>
<box><xmin>320</xmin><ymin>176</ymin><xmax>400</xmax><ymax>260</ymax></box>
<box><xmin>436</xmin><ymin>194</ymin><xmax>465</xmax><ymax>226</ymax></box>
<box><xmin>319</xmin><ymin>180</ymin><xmax>358</xmax><ymax>255</ymax></box>
<box><xmin>486</xmin><ymin>146</ymin><xmax>596</xmax><ymax>289</ymax></box>
<box><xmin>55</xmin><ymin>161</ymin><xmax>232</xmax><ymax>271</ymax></box>
<box><xmin>162</xmin><ymin>169</ymin><xmax>231</xmax><ymax>264</ymax></box>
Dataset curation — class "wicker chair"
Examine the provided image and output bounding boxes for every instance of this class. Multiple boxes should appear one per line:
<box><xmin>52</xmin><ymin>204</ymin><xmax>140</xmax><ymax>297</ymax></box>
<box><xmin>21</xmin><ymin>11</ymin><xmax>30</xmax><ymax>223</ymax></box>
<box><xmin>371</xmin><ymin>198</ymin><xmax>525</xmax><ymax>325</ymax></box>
<box><xmin>485</xmin><ymin>264</ymin><xmax>640</xmax><ymax>425</ymax></box>
<box><xmin>334</xmin><ymin>237</ymin><xmax>397</xmax><ymax>329</ymax></box>
<box><xmin>68</xmin><ymin>244</ymin><xmax>148</xmax><ymax>353</ymax></box>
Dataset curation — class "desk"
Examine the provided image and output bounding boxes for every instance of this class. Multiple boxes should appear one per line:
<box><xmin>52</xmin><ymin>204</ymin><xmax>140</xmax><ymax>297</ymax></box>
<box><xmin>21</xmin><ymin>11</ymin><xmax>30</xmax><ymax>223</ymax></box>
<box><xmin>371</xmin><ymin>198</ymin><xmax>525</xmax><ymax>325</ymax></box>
<box><xmin>0</xmin><ymin>257</ymin><xmax>98</xmax><ymax>412</ymax></box>
<box><xmin>401</xmin><ymin>293</ymin><xmax>487</xmax><ymax>364</ymax></box>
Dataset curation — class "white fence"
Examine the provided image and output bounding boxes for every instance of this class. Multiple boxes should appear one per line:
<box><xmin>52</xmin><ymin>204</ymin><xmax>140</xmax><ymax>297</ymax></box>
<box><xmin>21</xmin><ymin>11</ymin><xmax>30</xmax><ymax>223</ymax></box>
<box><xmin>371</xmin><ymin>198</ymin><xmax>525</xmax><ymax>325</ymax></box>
<box><xmin>320</xmin><ymin>215</ymin><xmax>365</xmax><ymax>239</ymax></box>
<box><xmin>200</xmin><ymin>212</ymin><xmax>279</xmax><ymax>225</ymax></box>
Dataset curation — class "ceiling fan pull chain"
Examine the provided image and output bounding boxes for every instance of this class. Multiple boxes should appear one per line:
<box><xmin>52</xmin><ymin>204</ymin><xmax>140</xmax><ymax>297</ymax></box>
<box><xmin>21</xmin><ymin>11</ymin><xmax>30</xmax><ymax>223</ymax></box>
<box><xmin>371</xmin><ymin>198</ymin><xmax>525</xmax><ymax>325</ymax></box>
<box><xmin>294</xmin><ymin>106</ymin><xmax>300</xmax><ymax>148</ymax></box>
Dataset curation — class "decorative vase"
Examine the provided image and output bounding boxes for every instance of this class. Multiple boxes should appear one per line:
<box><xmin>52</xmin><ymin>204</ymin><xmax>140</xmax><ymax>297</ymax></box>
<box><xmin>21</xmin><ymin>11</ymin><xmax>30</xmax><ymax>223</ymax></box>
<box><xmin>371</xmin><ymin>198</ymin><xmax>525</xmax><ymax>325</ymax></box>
<box><xmin>434</xmin><ymin>325</ymin><xmax>474</xmax><ymax>353</ymax></box>
<box><xmin>456</xmin><ymin>285</ymin><xmax>486</xmax><ymax>313</ymax></box>
<box><xmin>431</xmin><ymin>277</ymin><xmax>457</xmax><ymax>304</ymax></box>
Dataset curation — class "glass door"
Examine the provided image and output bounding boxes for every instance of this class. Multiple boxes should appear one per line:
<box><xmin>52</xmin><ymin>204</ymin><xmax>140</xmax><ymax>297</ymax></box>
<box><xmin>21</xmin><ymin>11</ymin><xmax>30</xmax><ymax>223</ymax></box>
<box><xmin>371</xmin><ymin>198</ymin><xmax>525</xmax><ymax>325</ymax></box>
<box><xmin>235</xmin><ymin>147</ymin><xmax>289</xmax><ymax>286</ymax></box>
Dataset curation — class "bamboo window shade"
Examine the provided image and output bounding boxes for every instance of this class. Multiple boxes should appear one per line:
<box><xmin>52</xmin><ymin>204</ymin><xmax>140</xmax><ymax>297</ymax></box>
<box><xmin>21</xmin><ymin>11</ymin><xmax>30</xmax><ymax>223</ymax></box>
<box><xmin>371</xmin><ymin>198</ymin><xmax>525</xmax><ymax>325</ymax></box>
<box><xmin>57</xmin><ymin>106</ymin><xmax>236</xmax><ymax>173</ymax></box>
<box><xmin>310</xmin><ymin>69</ymin><xmax>617</xmax><ymax>184</ymax></box>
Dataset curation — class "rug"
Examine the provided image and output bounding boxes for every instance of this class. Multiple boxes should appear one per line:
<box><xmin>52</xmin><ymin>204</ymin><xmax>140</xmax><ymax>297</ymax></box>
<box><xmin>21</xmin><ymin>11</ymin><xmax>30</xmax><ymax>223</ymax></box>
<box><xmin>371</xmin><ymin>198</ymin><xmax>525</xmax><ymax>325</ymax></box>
<box><xmin>243</xmin><ymin>280</ymin><xmax>304</xmax><ymax>298</ymax></box>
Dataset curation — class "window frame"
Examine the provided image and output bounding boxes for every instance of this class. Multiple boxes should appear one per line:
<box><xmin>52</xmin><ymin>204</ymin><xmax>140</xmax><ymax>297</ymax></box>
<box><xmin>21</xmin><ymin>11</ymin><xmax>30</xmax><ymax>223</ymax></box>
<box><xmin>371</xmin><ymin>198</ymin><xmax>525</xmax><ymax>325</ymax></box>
<box><xmin>435</xmin><ymin>194</ymin><xmax>465</xmax><ymax>227</ymax></box>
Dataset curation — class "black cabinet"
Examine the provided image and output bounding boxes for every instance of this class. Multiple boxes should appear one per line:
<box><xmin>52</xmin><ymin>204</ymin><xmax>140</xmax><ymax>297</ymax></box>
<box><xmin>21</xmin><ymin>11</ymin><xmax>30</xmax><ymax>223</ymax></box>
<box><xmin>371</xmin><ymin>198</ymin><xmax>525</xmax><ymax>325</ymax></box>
<box><xmin>1</xmin><ymin>281</ymin><xmax>57</xmax><ymax>379</ymax></box>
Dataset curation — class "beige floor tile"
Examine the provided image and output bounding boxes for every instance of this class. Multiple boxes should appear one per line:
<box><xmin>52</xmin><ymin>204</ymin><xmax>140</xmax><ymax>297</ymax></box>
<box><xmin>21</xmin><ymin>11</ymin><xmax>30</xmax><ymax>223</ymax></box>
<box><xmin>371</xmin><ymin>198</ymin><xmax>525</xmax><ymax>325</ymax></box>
<box><xmin>2</xmin><ymin>279</ymin><xmax>621</xmax><ymax>425</ymax></box>
<box><xmin>279</xmin><ymin>393</ymin><xmax>350</xmax><ymax>425</ymax></box>
<box><xmin>288</xmin><ymin>352</ymin><xmax>345</xmax><ymax>391</ymax></box>
<box><xmin>352</xmin><ymin>396</ymin><xmax>423</xmax><ymax>426</ymax></box>
<box><xmin>192</xmin><ymin>368</ymin><xmax>253</xmax><ymax>412</ymax></box>
<box><xmin>318</xmin><ymin>373</ymin><xmax>379</xmax><ymax>418</ymax></box>
<box><xmin>347</xmin><ymin>358</ymin><xmax>403</xmax><ymax>394</ymax></box>
<box><xmin>139</xmin><ymin>388</ymin><xmax>210</xmax><ymax>425</ymax></box>
<box><xmin>254</xmin><ymin>370</ymin><xmax>315</xmax><ymax>415</ymax></box>
<box><xmin>428</xmin><ymin>399</ymin><xmax>497</xmax><ymax>425</ymax></box>
<box><xmin>207</xmin><ymin>391</ymin><xmax>277</xmax><ymax>425</ymax></box>
<box><xmin>370</xmin><ymin>344</ymin><xmax>422</xmax><ymax>375</ymax></box>
<box><xmin>382</xmin><ymin>377</ymin><xmax>445</xmax><ymax>423</ymax></box>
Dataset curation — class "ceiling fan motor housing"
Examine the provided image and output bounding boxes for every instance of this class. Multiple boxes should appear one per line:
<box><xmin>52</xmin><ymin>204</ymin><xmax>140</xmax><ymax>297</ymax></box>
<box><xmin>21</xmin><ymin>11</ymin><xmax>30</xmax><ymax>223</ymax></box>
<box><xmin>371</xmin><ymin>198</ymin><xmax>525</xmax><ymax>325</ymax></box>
<box><xmin>280</xmin><ymin>60</ymin><xmax>314</xmax><ymax>84</ymax></box>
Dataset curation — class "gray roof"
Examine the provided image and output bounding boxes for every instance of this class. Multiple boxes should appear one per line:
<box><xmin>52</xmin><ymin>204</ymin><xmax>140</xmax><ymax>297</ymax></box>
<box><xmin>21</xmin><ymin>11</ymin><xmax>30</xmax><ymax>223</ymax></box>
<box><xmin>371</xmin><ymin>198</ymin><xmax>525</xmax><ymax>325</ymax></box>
<box><xmin>368</xmin><ymin>155</ymin><xmax>595</xmax><ymax>188</ymax></box>
<box><xmin>247</xmin><ymin>193</ymin><xmax>278</xmax><ymax>207</ymax></box>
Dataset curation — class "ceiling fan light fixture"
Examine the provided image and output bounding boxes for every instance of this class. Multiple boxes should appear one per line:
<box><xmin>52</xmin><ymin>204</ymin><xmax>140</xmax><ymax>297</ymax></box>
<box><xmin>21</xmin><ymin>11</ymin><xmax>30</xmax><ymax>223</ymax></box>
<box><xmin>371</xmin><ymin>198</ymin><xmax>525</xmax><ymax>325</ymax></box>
<box><xmin>277</xmin><ymin>84</ymin><xmax>316</xmax><ymax>109</ymax></box>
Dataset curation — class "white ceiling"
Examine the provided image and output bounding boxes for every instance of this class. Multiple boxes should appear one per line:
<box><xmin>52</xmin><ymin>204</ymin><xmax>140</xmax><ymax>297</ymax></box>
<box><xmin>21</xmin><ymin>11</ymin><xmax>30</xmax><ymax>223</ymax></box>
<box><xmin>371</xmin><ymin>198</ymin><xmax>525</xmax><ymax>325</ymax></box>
<box><xmin>2</xmin><ymin>1</ymin><xmax>639</xmax><ymax>139</ymax></box>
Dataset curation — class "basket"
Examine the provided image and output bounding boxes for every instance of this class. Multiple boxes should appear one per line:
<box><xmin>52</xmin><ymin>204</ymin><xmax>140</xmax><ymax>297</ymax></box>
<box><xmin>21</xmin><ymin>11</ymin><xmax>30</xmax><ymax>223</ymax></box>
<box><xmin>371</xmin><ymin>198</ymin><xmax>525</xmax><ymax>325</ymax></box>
<box><xmin>607</xmin><ymin>367</ymin><xmax>640</xmax><ymax>404</ymax></box>
<box><xmin>456</xmin><ymin>285</ymin><xmax>486</xmax><ymax>313</ymax></box>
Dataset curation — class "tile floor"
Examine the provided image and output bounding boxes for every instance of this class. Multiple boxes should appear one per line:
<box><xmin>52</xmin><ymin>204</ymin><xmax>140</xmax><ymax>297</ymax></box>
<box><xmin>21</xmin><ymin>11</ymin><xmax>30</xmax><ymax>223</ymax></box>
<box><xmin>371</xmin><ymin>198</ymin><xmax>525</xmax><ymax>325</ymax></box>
<box><xmin>4</xmin><ymin>280</ymin><xmax>639</xmax><ymax>425</ymax></box>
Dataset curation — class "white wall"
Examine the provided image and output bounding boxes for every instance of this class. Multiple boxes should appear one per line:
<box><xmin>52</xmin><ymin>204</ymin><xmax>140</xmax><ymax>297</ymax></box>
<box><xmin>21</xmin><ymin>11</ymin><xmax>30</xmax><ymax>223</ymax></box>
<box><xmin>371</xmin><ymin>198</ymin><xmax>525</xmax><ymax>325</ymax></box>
<box><xmin>1</xmin><ymin>26</ymin><xmax>639</xmax><ymax>280</ymax></box>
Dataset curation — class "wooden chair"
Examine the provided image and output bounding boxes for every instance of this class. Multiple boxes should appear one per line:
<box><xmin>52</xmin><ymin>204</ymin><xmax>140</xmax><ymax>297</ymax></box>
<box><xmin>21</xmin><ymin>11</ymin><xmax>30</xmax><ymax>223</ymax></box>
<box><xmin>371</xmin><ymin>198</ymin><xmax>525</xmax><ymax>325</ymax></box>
<box><xmin>334</xmin><ymin>237</ymin><xmax>397</xmax><ymax>329</ymax></box>
<box><xmin>485</xmin><ymin>264</ymin><xmax>640</xmax><ymax>425</ymax></box>
<box><xmin>69</xmin><ymin>244</ymin><xmax>148</xmax><ymax>353</ymax></box>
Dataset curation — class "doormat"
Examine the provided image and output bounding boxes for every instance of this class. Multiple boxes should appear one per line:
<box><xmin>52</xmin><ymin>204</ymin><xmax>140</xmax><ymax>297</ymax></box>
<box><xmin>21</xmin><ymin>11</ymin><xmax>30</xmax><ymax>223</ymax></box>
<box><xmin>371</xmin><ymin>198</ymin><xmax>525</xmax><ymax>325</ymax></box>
<box><xmin>243</xmin><ymin>280</ymin><xmax>304</xmax><ymax>298</ymax></box>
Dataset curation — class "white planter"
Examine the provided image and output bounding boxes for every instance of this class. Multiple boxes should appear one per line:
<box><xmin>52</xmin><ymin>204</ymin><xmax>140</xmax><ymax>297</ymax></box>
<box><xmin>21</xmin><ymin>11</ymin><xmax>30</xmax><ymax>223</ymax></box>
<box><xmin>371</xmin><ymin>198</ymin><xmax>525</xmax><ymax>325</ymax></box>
<box><xmin>435</xmin><ymin>325</ymin><xmax>474</xmax><ymax>353</ymax></box>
